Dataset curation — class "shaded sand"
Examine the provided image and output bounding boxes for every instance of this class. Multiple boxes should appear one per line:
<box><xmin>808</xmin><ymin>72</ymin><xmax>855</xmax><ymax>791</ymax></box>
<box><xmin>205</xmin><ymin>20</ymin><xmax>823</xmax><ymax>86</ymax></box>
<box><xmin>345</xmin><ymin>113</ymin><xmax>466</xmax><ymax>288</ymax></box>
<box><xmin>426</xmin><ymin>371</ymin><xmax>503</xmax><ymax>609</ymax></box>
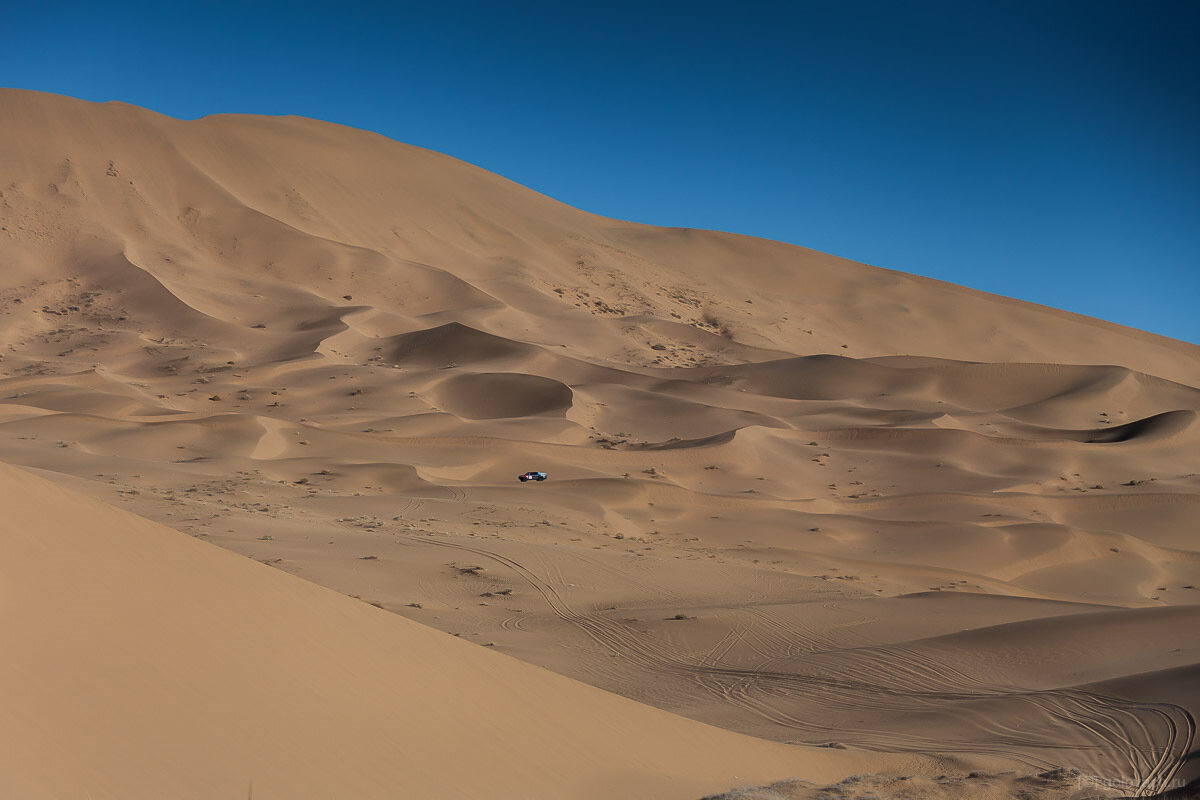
<box><xmin>0</xmin><ymin>89</ymin><xmax>1198</xmax><ymax>797</ymax></box>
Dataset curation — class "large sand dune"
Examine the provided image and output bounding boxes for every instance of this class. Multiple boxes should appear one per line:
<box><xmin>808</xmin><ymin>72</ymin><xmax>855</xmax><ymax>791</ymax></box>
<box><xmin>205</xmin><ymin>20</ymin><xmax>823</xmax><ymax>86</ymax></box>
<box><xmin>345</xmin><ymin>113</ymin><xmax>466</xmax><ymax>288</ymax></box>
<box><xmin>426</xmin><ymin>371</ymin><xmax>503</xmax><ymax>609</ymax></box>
<box><xmin>1</xmin><ymin>88</ymin><xmax>1198</xmax><ymax>797</ymax></box>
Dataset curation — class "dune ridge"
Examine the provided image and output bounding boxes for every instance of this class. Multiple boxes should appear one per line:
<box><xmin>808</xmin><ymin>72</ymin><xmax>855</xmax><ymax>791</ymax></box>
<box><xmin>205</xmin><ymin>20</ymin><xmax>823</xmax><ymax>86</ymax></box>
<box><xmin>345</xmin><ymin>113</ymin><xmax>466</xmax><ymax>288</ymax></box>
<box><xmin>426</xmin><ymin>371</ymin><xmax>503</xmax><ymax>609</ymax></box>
<box><xmin>1</xmin><ymin>89</ymin><xmax>1198</xmax><ymax>797</ymax></box>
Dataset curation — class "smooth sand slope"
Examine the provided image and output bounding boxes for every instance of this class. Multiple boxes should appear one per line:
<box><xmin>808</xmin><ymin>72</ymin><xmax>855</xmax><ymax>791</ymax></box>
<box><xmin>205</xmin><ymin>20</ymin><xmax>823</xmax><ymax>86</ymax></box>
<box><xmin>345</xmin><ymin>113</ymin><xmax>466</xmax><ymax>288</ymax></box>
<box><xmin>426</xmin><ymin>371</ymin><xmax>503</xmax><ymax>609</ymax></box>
<box><xmin>1</xmin><ymin>89</ymin><xmax>1198</xmax><ymax>797</ymax></box>
<box><xmin>0</xmin><ymin>460</ymin><xmax>887</xmax><ymax>800</ymax></box>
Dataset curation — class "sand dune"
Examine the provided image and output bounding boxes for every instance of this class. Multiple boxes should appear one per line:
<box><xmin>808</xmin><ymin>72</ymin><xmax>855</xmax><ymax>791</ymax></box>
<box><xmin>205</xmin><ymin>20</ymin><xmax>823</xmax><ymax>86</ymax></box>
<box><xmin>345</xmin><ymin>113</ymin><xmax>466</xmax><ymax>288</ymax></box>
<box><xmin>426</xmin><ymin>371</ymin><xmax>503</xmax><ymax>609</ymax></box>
<box><xmin>1</xmin><ymin>88</ymin><xmax>1198</xmax><ymax>797</ymax></box>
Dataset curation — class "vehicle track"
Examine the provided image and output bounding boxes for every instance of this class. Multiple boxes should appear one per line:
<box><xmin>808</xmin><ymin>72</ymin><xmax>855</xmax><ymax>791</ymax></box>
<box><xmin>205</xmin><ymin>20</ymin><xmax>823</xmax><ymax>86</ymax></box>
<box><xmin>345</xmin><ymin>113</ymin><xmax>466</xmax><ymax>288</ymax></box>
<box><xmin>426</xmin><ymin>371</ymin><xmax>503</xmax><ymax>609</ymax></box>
<box><xmin>413</xmin><ymin>535</ymin><xmax>1195</xmax><ymax>795</ymax></box>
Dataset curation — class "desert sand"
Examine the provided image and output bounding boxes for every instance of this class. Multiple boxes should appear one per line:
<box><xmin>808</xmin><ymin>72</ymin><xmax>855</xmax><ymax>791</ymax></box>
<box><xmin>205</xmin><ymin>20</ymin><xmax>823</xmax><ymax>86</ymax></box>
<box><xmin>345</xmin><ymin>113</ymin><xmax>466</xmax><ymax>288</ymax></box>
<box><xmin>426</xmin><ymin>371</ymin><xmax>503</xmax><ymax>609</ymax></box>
<box><xmin>0</xmin><ymin>88</ymin><xmax>1197</xmax><ymax>798</ymax></box>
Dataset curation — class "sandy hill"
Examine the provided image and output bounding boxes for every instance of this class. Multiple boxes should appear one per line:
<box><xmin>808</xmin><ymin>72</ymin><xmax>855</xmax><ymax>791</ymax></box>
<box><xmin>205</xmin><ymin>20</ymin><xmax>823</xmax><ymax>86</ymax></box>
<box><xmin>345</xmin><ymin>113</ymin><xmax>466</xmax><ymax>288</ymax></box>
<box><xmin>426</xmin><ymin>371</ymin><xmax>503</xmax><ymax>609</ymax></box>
<box><xmin>0</xmin><ymin>88</ymin><xmax>1198</xmax><ymax>798</ymax></box>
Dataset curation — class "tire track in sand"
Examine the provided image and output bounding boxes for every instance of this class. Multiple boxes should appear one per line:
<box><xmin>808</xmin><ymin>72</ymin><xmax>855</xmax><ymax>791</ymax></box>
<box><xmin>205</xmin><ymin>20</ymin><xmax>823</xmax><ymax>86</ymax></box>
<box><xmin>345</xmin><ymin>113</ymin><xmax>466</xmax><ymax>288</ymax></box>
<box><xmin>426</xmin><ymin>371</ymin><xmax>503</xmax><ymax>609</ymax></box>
<box><xmin>414</xmin><ymin>536</ymin><xmax>1194</xmax><ymax>796</ymax></box>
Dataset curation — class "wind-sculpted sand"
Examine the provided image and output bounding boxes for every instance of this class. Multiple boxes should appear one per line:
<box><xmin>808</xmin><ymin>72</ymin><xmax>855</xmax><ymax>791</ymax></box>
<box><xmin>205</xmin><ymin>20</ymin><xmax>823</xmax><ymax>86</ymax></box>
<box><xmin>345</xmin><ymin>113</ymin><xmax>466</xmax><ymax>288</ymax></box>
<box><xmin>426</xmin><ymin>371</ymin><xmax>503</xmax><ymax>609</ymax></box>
<box><xmin>0</xmin><ymin>89</ymin><xmax>1197</xmax><ymax>798</ymax></box>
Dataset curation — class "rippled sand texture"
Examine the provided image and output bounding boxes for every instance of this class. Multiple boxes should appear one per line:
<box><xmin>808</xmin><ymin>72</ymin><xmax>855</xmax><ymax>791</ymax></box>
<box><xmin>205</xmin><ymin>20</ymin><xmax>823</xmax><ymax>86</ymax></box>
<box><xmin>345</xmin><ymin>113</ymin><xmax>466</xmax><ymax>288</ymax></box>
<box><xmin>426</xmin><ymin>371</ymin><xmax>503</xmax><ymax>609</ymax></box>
<box><xmin>1</xmin><ymin>89</ymin><xmax>1197</xmax><ymax>798</ymax></box>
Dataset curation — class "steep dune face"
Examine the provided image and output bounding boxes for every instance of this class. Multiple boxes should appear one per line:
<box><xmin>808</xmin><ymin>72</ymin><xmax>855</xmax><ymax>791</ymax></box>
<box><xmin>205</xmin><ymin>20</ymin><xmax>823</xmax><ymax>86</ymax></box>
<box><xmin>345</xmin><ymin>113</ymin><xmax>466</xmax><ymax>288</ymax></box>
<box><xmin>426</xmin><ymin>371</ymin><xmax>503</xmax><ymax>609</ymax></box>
<box><xmin>1</xmin><ymin>89</ymin><xmax>1198</xmax><ymax>797</ymax></box>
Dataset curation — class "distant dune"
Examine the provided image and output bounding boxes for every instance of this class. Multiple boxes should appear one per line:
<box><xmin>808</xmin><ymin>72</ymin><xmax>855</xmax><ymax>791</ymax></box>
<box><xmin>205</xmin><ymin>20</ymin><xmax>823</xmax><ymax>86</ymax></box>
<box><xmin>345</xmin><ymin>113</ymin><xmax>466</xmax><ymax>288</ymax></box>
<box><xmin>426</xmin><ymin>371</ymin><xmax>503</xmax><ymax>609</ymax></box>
<box><xmin>0</xmin><ymin>89</ymin><xmax>1197</xmax><ymax>798</ymax></box>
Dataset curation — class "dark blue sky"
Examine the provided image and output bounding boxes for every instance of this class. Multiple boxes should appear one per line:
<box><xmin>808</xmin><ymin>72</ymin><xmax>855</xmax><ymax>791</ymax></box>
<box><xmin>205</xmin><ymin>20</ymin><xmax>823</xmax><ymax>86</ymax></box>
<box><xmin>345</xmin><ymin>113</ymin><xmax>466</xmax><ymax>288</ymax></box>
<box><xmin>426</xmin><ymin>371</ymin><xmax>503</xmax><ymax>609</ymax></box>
<box><xmin>7</xmin><ymin>1</ymin><xmax>1198</xmax><ymax>344</ymax></box>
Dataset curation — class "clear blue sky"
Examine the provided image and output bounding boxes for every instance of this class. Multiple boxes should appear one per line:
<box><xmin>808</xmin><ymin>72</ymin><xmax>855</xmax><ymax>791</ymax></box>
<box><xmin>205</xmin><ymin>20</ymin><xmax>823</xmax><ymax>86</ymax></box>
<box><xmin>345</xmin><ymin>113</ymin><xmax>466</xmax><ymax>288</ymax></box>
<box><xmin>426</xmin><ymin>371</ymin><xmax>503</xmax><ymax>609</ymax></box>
<box><xmin>7</xmin><ymin>1</ymin><xmax>1198</xmax><ymax>344</ymax></box>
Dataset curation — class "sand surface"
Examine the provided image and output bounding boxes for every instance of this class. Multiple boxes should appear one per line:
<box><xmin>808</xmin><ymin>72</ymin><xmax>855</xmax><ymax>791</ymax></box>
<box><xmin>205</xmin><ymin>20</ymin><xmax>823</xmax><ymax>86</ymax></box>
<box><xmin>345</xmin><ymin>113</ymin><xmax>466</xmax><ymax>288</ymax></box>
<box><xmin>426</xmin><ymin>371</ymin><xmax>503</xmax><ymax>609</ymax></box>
<box><xmin>1</xmin><ymin>89</ymin><xmax>1198</xmax><ymax>797</ymax></box>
